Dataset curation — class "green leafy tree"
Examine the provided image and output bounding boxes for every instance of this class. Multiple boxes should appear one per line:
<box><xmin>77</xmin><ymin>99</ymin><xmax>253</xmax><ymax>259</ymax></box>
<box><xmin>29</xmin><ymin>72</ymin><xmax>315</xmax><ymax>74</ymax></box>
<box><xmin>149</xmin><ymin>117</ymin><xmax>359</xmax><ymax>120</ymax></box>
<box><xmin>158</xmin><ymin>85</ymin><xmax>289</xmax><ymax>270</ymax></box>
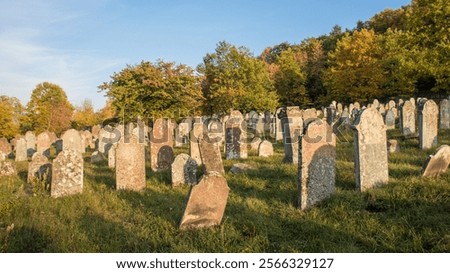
<box><xmin>199</xmin><ymin>41</ymin><xmax>278</xmax><ymax>114</ymax></box>
<box><xmin>0</xmin><ymin>95</ymin><xmax>24</xmax><ymax>139</ymax></box>
<box><xmin>404</xmin><ymin>0</ymin><xmax>450</xmax><ymax>94</ymax></box>
<box><xmin>100</xmin><ymin>60</ymin><xmax>203</xmax><ymax>121</ymax></box>
<box><xmin>26</xmin><ymin>82</ymin><xmax>74</xmax><ymax>135</ymax></box>
<box><xmin>273</xmin><ymin>47</ymin><xmax>310</xmax><ymax>107</ymax></box>
<box><xmin>325</xmin><ymin>29</ymin><xmax>385</xmax><ymax>103</ymax></box>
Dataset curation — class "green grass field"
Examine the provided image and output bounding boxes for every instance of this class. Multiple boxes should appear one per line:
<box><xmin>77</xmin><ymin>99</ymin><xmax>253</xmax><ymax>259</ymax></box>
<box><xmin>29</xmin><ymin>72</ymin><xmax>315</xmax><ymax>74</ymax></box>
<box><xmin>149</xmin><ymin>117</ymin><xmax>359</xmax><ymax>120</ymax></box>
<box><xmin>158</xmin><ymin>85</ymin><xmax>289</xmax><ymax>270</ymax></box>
<box><xmin>1</xmin><ymin>129</ymin><xmax>449</xmax><ymax>253</ymax></box>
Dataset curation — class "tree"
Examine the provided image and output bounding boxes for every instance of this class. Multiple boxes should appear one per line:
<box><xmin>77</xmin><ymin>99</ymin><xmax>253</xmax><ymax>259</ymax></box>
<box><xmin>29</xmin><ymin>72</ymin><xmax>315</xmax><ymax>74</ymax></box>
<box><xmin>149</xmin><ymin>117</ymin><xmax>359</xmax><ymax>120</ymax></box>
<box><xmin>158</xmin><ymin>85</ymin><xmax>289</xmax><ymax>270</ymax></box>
<box><xmin>404</xmin><ymin>0</ymin><xmax>450</xmax><ymax>94</ymax></box>
<box><xmin>199</xmin><ymin>41</ymin><xmax>278</xmax><ymax>114</ymax></box>
<box><xmin>0</xmin><ymin>96</ymin><xmax>24</xmax><ymax>139</ymax></box>
<box><xmin>100</xmin><ymin>60</ymin><xmax>204</xmax><ymax>121</ymax></box>
<box><xmin>325</xmin><ymin>29</ymin><xmax>385</xmax><ymax>103</ymax></box>
<box><xmin>357</xmin><ymin>7</ymin><xmax>408</xmax><ymax>34</ymax></box>
<box><xmin>273</xmin><ymin>47</ymin><xmax>310</xmax><ymax>107</ymax></box>
<box><xmin>72</xmin><ymin>99</ymin><xmax>98</xmax><ymax>129</ymax></box>
<box><xmin>26</xmin><ymin>82</ymin><xmax>74</xmax><ymax>135</ymax></box>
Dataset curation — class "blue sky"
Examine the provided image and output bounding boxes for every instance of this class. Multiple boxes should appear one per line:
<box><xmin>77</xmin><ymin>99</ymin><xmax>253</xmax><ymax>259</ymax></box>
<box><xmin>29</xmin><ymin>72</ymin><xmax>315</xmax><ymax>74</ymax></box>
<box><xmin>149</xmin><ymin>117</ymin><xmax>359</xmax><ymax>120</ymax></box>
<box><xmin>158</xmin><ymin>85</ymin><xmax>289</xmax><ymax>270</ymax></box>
<box><xmin>0</xmin><ymin>0</ymin><xmax>411</xmax><ymax>110</ymax></box>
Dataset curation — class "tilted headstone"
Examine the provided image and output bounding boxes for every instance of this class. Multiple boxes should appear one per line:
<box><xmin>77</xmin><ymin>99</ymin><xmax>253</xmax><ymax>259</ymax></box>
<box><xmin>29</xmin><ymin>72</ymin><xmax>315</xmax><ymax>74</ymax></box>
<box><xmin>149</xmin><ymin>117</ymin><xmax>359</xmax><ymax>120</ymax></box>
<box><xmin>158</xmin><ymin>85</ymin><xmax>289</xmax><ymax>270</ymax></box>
<box><xmin>298</xmin><ymin>119</ymin><xmax>336</xmax><ymax>210</ymax></box>
<box><xmin>25</xmin><ymin>131</ymin><xmax>36</xmax><ymax>157</ymax></box>
<box><xmin>279</xmin><ymin>107</ymin><xmax>303</xmax><ymax>163</ymax></box>
<box><xmin>258</xmin><ymin>140</ymin><xmax>274</xmax><ymax>157</ymax></box>
<box><xmin>225</xmin><ymin>110</ymin><xmax>247</xmax><ymax>159</ymax></box>
<box><xmin>115</xmin><ymin>140</ymin><xmax>146</xmax><ymax>191</ymax></box>
<box><xmin>15</xmin><ymin>137</ymin><xmax>27</xmax><ymax>162</ymax></box>
<box><xmin>62</xmin><ymin>129</ymin><xmax>83</xmax><ymax>154</ymax></box>
<box><xmin>400</xmin><ymin>101</ymin><xmax>415</xmax><ymax>136</ymax></box>
<box><xmin>418</xmin><ymin>99</ymin><xmax>438</xmax><ymax>150</ymax></box>
<box><xmin>37</xmin><ymin>132</ymin><xmax>52</xmax><ymax>157</ymax></box>
<box><xmin>439</xmin><ymin>99</ymin><xmax>450</xmax><ymax>129</ymax></box>
<box><xmin>352</xmin><ymin>108</ymin><xmax>389</xmax><ymax>191</ymax></box>
<box><xmin>171</xmin><ymin>153</ymin><xmax>197</xmax><ymax>187</ymax></box>
<box><xmin>51</xmin><ymin>149</ymin><xmax>83</xmax><ymax>198</ymax></box>
<box><xmin>422</xmin><ymin>145</ymin><xmax>450</xmax><ymax>178</ymax></box>
<box><xmin>27</xmin><ymin>153</ymin><xmax>51</xmax><ymax>188</ymax></box>
<box><xmin>385</xmin><ymin>109</ymin><xmax>395</xmax><ymax>130</ymax></box>
<box><xmin>150</xmin><ymin>118</ymin><xmax>174</xmax><ymax>172</ymax></box>
<box><xmin>179</xmin><ymin>173</ymin><xmax>229</xmax><ymax>230</ymax></box>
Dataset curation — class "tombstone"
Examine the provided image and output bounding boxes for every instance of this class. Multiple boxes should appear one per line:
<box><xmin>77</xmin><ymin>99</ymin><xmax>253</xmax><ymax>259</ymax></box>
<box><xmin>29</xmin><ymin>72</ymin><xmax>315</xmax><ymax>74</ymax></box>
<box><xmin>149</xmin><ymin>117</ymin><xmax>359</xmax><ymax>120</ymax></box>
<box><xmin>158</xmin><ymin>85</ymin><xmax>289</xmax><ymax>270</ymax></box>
<box><xmin>91</xmin><ymin>125</ymin><xmax>101</xmax><ymax>139</ymax></box>
<box><xmin>150</xmin><ymin>118</ymin><xmax>174</xmax><ymax>172</ymax></box>
<box><xmin>387</xmin><ymin>139</ymin><xmax>400</xmax><ymax>153</ymax></box>
<box><xmin>25</xmin><ymin>131</ymin><xmax>36</xmax><ymax>157</ymax></box>
<box><xmin>225</xmin><ymin>110</ymin><xmax>247</xmax><ymax>159</ymax></box>
<box><xmin>179</xmin><ymin>173</ymin><xmax>229</xmax><ymax>230</ymax></box>
<box><xmin>400</xmin><ymin>101</ymin><xmax>416</xmax><ymax>136</ymax></box>
<box><xmin>199</xmin><ymin>135</ymin><xmax>225</xmax><ymax>175</ymax></box>
<box><xmin>422</xmin><ymin>145</ymin><xmax>450</xmax><ymax>178</ymax></box>
<box><xmin>206</xmin><ymin>119</ymin><xmax>224</xmax><ymax>147</ymax></box>
<box><xmin>303</xmin><ymin>108</ymin><xmax>318</xmax><ymax>124</ymax></box>
<box><xmin>171</xmin><ymin>153</ymin><xmax>197</xmax><ymax>187</ymax></box>
<box><xmin>274</xmin><ymin>108</ymin><xmax>284</xmax><ymax>141</ymax></box>
<box><xmin>189</xmin><ymin>122</ymin><xmax>205</xmax><ymax>165</ymax></box>
<box><xmin>51</xmin><ymin>149</ymin><xmax>83</xmax><ymax>198</ymax></box>
<box><xmin>62</xmin><ymin>129</ymin><xmax>83</xmax><ymax>154</ymax></box>
<box><xmin>27</xmin><ymin>153</ymin><xmax>51</xmax><ymax>188</ymax></box>
<box><xmin>98</xmin><ymin>126</ymin><xmax>119</xmax><ymax>154</ymax></box>
<box><xmin>258</xmin><ymin>140</ymin><xmax>274</xmax><ymax>157</ymax></box>
<box><xmin>175</xmin><ymin>122</ymin><xmax>190</xmax><ymax>147</ymax></box>
<box><xmin>255</xmin><ymin>114</ymin><xmax>265</xmax><ymax>137</ymax></box>
<box><xmin>336</xmin><ymin>103</ymin><xmax>343</xmax><ymax>117</ymax></box>
<box><xmin>115</xmin><ymin>140</ymin><xmax>146</xmax><ymax>191</ymax></box>
<box><xmin>279</xmin><ymin>107</ymin><xmax>303</xmax><ymax>164</ymax></box>
<box><xmin>372</xmin><ymin>99</ymin><xmax>380</xmax><ymax>109</ymax></box>
<box><xmin>418</xmin><ymin>99</ymin><xmax>438</xmax><ymax>150</ymax></box>
<box><xmin>15</xmin><ymin>137</ymin><xmax>27</xmax><ymax>162</ymax></box>
<box><xmin>385</xmin><ymin>109</ymin><xmax>395</xmax><ymax>130</ymax></box>
<box><xmin>352</xmin><ymin>108</ymin><xmax>389</xmax><ymax>191</ymax></box>
<box><xmin>90</xmin><ymin>151</ymin><xmax>104</xmax><ymax>163</ymax></box>
<box><xmin>388</xmin><ymin>100</ymin><xmax>396</xmax><ymax>109</ymax></box>
<box><xmin>0</xmin><ymin>161</ymin><xmax>16</xmax><ymax>176</ymax></box>
<box><xmin>0</xmin><ymin>138</ymin><xmax>12</xmax><ymax>157</ymax></box>
<box><xmin>326</xmin><ymin>106</ymin><xmax>336</xmax><ymax>126</ymax></box>
<box><xmin>439</xmin><ymin>99</ymin><xmax>450</xmax><ymax>129</ymax></box>
<box><xmin>108</xmin><ymin>144</ymin><xmax>117</xmax><ymax>168</ymax></box>
<box><xmin>250</xmin><ymin>137</ymin><xmax>262</xmax><ymax>151</ymax></box>
<box><xmin>37</xmin><ymin>132</ymin><xmax>52</xmax><ymax>157</ymax></box>
<box><xmin>298</xmin><ymin>119</ymin><xmax>336</xmax><ymax>210</ymax></box>
<box><xmin>80</xmin><ymin>130</ymin><xmax>92</xmax><ymax>152</ymax></box>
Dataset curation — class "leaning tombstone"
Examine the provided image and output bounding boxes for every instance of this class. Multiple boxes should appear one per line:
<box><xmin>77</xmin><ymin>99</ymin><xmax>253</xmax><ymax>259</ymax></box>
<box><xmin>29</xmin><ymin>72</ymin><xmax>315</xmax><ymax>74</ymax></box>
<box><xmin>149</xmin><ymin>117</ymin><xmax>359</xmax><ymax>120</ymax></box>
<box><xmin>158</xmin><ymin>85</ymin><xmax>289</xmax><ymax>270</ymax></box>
<box><xmin>421</xmin><ymin>145</ymin><xmax>450</xmax><ymax>178</ymax></box>
<box><xmin>298</xmin><ymin>119</ymin><xmax>336</xmax><ymax>210</ymax></box>
<box><xmin>352</xmin><ymin>108</ymin><xmax>389</xmax><ymax>191</ymax></box>
<box><xmin>418</xmin><ymin>99</ymin><xmax>438</xmax><ymax>150</ymax></box>
<box><xmin>51</xmin><ymin>149</ymin><xmax>83</xmax><ymax>198</ymax></box>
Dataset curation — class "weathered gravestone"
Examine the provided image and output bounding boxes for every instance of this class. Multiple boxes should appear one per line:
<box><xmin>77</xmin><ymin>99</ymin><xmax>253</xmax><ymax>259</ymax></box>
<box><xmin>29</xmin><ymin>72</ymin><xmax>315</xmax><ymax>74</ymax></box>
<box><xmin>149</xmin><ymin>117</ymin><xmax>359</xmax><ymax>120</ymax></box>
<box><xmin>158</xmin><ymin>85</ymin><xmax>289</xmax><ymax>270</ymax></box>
<box><xmin>421</xmin><ymin>145</ymin><xmax>450</xmax><ymax>178</ymax></box>
<box><xmin>385</xmin><ymin>109</ymin><xmax>396</xmax><ymax>130</ymax></box>
<box><xmin>418</xmin><ymin>99</ymin><xmax>438</xmax><ymax>150</ymax></box>
<box><xmin>298</xmin><ymin>119</ymin><xmax>336</xmax><ymax>210</ymax></box>
<box><xmin>250</xmin><ymin>137</ymin><xmax>262</xmax><ymax>151</ymax></box>
<box><xmin>51</xmin><ymin>149</ymin><xmax>83</xmax><ymax>198</ymax></box>
<box><xmin>150</xmin><ymin>118</ymin><xmax>174</xmax><ymax>172</ymax></box>
<box><xmin>279</xmin><ymin>107</ymin><xmax>303</xmax><ymax>163</ymax></box>
<box><xmin>171</xmin><ymin>153</ymin><xmax>197</xmax><ymax>187</ymax></box>
<box><xmin>206</xmin><ymin>118</ymin><xmax>224</xmax><ymax>147</ymax></box>
<box><xmin>115</xmin><ymin>139</ymin><xmax>146</xmax><ymax>191</ymax></box>
<box><xmin>225</xmin><ymin>110</ymin><xmax>247</xmax><ymax>159</ymax></box>
<box><xmin>258</xmin><ymin>140</ymin><xmax>274</xmax><ymax>157</ymax></box>
<box><xmin>15</xmin><ymin>137</ymin><xmax>27</xmax><ymax>162</ymax></box>
<box><xmin>37</xmin><ymin>132</ymin><xmax>52</xmax><ymax>157</ymax></box>
<box><xmin>0</xmin><ymin>161</ymin><xmax>16</xmax><ymax>176</ymax></box>
<box><xmin>400</xmin><ymin>101</ymin><xmax>416</xmax><ymax>136</ymax></box>
<box><xmin>0</xmin><ymin>138</ymin><xmax>12</xmax><ymax>157</ymax></box>
<box><xmin>179</xmin><ymin>173</ymin><xmax>229</xmax><ymax>230</ymax></box>
<box><xmin>189</xmin><ymin>122</ymin><xmax>205</xmax><ymax>165</ymax></box>
<box><xmin>25</xmin><ymin>131</ymin><xmax>36</xmax><ymax>157</ymax></box>
<box><xmin>175</xmin><ymin>121</ymin><xmax>191</xmax><ymax>147</ymax></box>
<box><xmin>62</xmin><ymin>129</ymin><xmax>83</xmax><ymax>154</ymax></box>
<box><xmin>387</xmin><ymin>139</ymin><xmax>400</xmax><ymax>153</ymax></box>
<box><xmin>199</xmin><ymin>135</ymin><xmax>225</xmax><ymax>175</ymax></box>
<box><xmin>352</xmin><ymin>107</ymin><xmax>389</xmax><ymax>191</ymax></box>
<box><xmin>302</xmin><ymin>108</ymin><xmax>318</xmax><ymax>123</ymax></box>
<box><xmin>108</xmin><ymin>143</ymin><xmax>117</xmax><ymax>168</ymax></box>
<box><xmin>27</xmin><ymin>153</ymin><xmax>51</xmax><ymax>189</ymax></box>
<box><xmin>439</xmin><ymin>99</ymin><xmax>450</xmax><ymax>129</ymax></box>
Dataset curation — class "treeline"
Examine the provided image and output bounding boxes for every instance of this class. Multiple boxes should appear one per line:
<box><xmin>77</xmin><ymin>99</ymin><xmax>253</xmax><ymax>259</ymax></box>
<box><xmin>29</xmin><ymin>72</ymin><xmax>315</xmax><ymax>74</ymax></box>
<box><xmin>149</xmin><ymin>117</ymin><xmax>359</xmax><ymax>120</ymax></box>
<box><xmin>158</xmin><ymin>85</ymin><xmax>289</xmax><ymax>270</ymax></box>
<box><xmin>1</xmin><ymin>0</ymin><xmax>448</xmax><ymax>138</ymax></box>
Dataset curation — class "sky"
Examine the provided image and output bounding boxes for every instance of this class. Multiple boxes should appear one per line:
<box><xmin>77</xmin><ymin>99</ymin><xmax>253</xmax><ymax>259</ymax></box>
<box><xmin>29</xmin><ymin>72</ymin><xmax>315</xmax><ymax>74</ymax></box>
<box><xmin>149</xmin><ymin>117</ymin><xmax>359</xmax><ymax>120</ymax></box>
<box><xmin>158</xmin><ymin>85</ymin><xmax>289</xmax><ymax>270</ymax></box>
<box><xmin>0</xmin><ymin>0</ymin><xmax>411</xmax><ymax>110</ymax></box>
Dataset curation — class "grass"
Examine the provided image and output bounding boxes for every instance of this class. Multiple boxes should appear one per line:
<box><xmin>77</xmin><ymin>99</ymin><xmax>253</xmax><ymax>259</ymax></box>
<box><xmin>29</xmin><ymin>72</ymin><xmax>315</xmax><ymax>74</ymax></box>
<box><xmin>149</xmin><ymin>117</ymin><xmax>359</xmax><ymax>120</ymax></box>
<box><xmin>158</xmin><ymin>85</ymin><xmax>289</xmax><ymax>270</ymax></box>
<box><xmin>0</xmin><ymin>128</ymin><xmax>449</xmax><ymax>253</ymax></box>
